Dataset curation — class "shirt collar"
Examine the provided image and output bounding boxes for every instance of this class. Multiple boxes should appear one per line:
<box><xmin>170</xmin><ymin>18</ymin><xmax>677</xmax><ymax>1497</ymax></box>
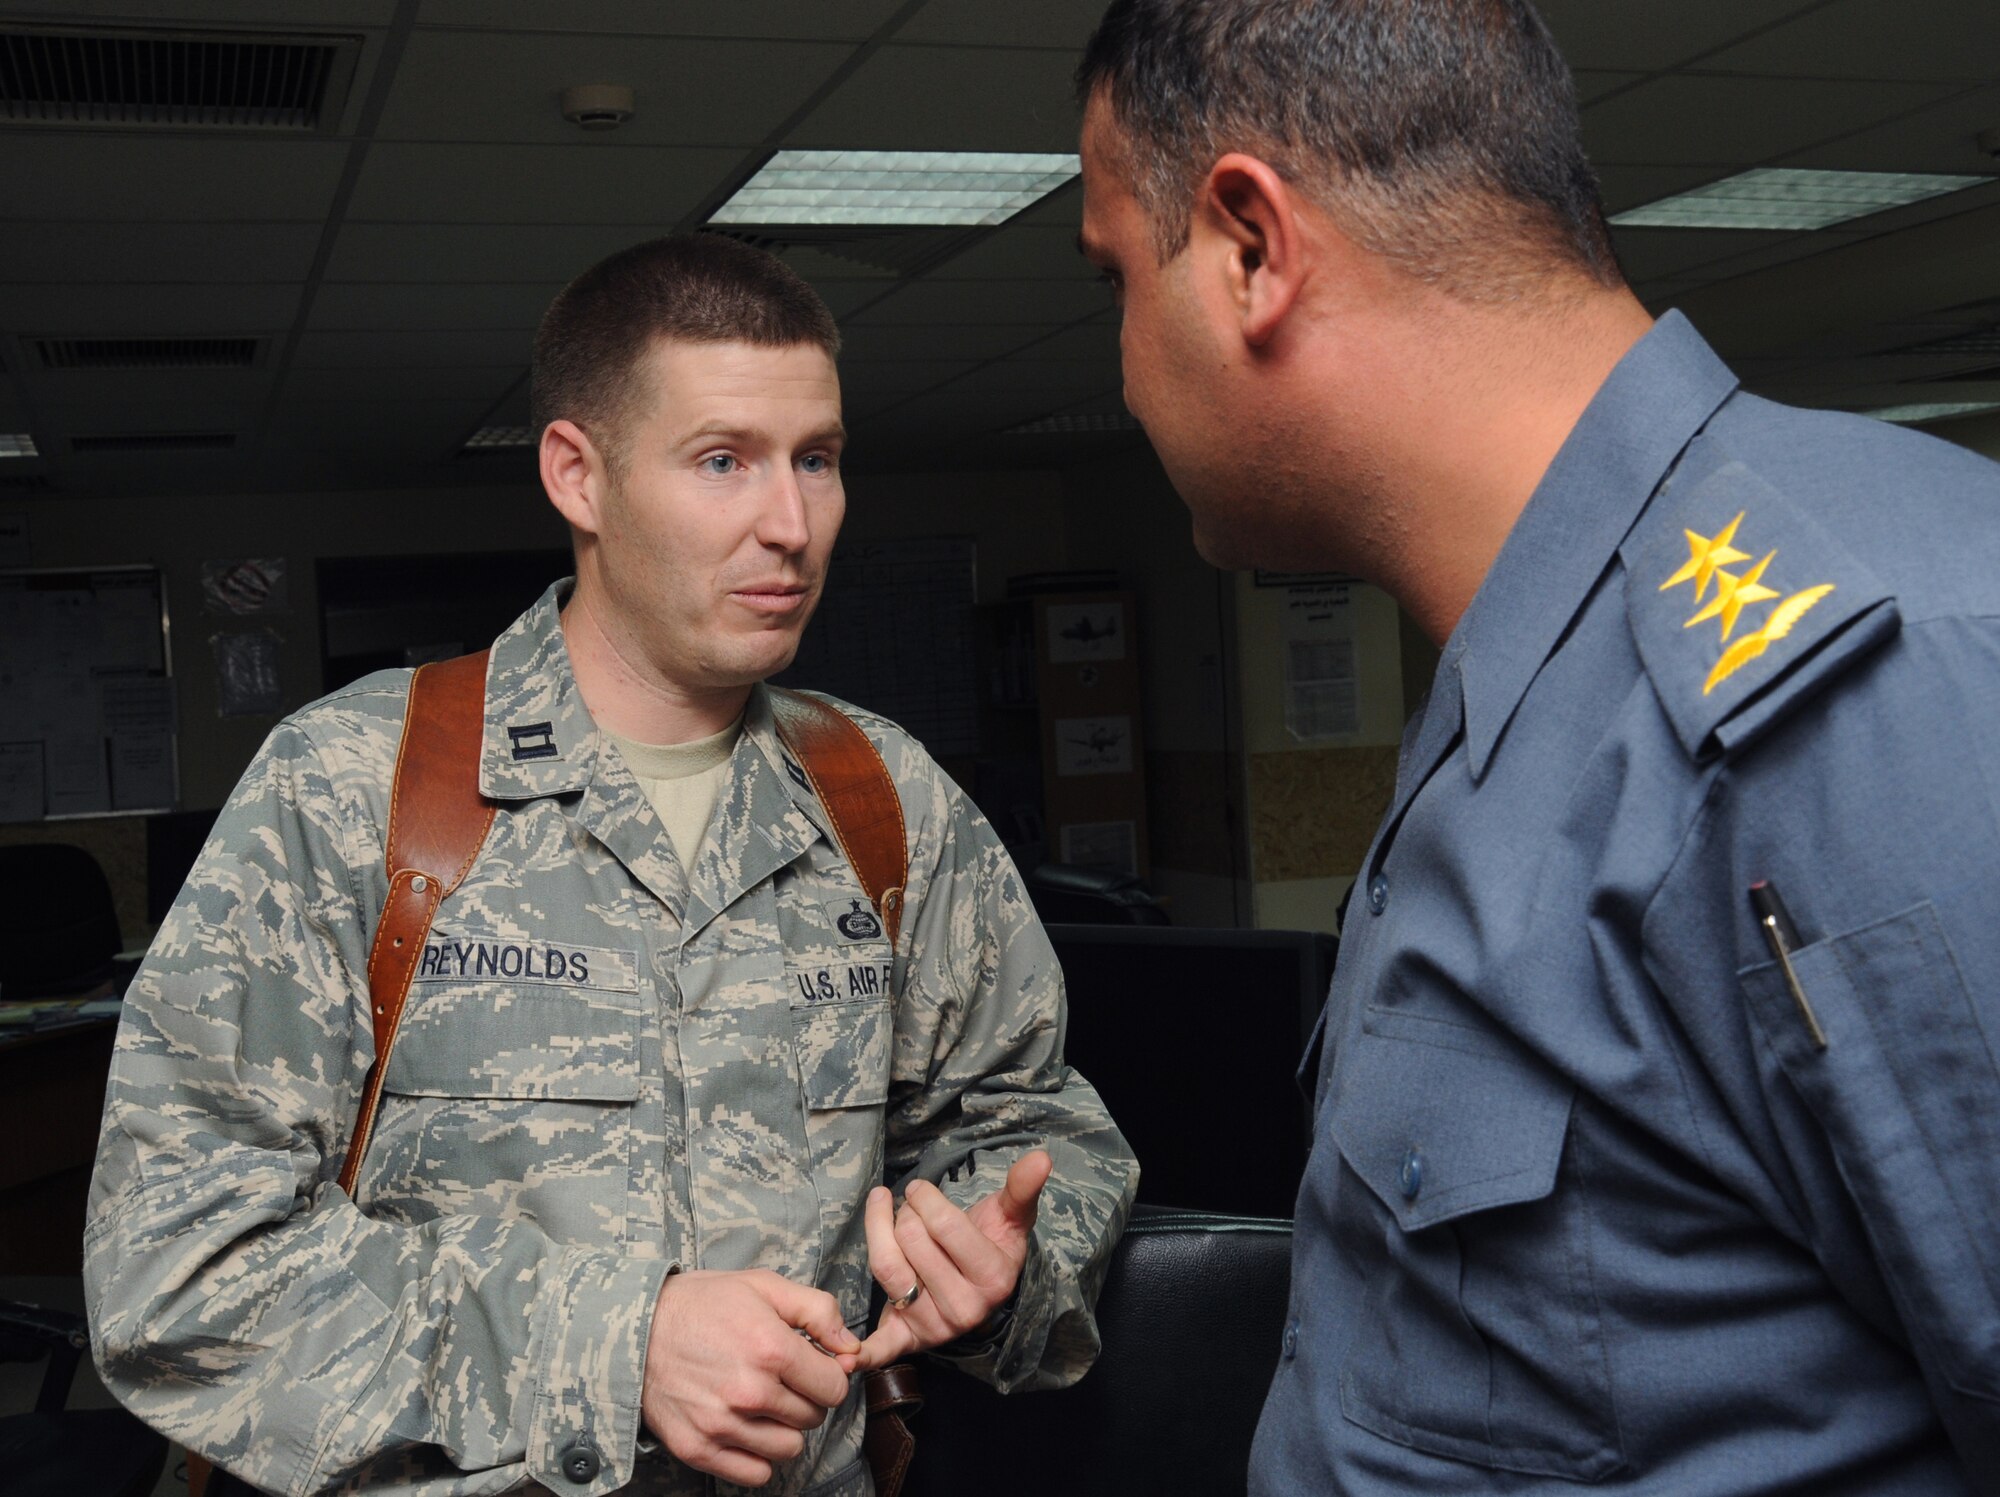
<box><xmin>1452</xmin><ymin>310</ymin><xmax>1740</xmax><ymax>777</ymax></box>
<box><xmin>478</xmin><ymin>579</ymin><xmax>600</xmax><ymax>800</ymax></box>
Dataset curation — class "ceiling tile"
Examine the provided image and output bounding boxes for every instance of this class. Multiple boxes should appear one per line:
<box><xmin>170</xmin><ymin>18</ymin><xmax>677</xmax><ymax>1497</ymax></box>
<box><xmin>1536</xmin><ymin>0</ymin><xmax>1816</xmax><ymax>72</ymax></box>
<box><xmin>293</xmin><ymin>328</ymin><xmax>535</xmax><ymax>367</ymax></box>
<box><xmin>1575</xmin><ymin>70</ymin><xmax>1645</xmax><ymax>106</ymax></box>
<box><xmin>29</xmin><ymin>369</ymin><xmax>270</xmax><ymax>411</ymax></box>
<box><xmin>1583</xmin><ymin>75</ymin><xmax>1954</xmax><ymax>165</ymax></box>
<box><xmin>791</xmin><ymin>46</ymin><xmax>1083</xmax><ymax>153</ymax></box>
<box><xmin>326</xmin><ymin>223</ymin><xmax>671</xmax><ymax>282</ymax></box>
<box><xmin>284</xmin><ymin>366</ymin><xmax>522</xmax><ymax>404</ymax></box>
<box><xmin>896</xmin><ymin>0</ymin><xmax>1108</xmax><ymax>51</ymax></box>
<box><xmin>1779</xmin><ymin>83</ymin><xmax>2000</xmax><ymax>175</ymax></box>
<box><xmin>374</xmin><ymin>31</ymin><xmax>853</xmax><ymax>147</ymax></box>
<box><xmin>0</xmin><ymin>223</ymin><xmax>323</xmax><ymax>283</ymax></box>
<box><xmin>1703</xmin><ymin>0</ymin><xmax>2000</xmax><ymax>83</ymax></box>
<box><xmin>346</xmin><ymin>142</ymin><xmax>743</xmax><ymax>222</ymax></box>
<box><xmin>0</xmin><ymin>136</ymin><xmax>347</xmax><ymax>221</ymax></box>
<box><xmin>839</xmin><ymin>359</ymin><xmax>980</xmax><ymax>399</ymax></box>
<box><xmin>415</xmin><ymin>0</ymin><xmax>907</xmax><ymax>40</ymax></box>
<box><xmin>850</xmin><ymin>278</ymin><xmax>1108</xmax><ymax>325</ymax></box>
<box><xmin>1595</xmin><ymin>164</ymin><xmax>1732</xmax><ymax>216</ymax></box>
<box><xmin>932</xmin><ymin>224</ymin><xmax>1101</xmax><ymax>280</ymax></box>
<box><xmin>1673</xmin><ymin>200</ymin><xmax>2000</xmax><ymax>357</ymax></box>
<box><xmin>837</xmin><ymin>324</ymin><xmax>1045</xmax><ymax>362</ymax></box>
<box><xmin>308</xmin><ymin>282</ymin><xmax>566</xmax><ymax>330</ymax></box>
<box><xmin>0</xmin><ymin>1</ymin><xmax>399</xmax><ymax>24</ymax></box>
<box><xmin>0</xmin><ymin>283</ymin><xmax>302</xmax><ymax>335</ymax></box>
<box><xmin>945</xmin><ymin>360</ymin><xmax>1118</xmax><ymax>399</ymax></box>
<box><xmin>1012</xmin><ymin>321</ymin><xmax>1120</xmax><ymax>361</ymax></box>
<box><xmin>1610</xmin><ymin>227</ymin><xmax>1803</xmax><ymax>284</ymax></box>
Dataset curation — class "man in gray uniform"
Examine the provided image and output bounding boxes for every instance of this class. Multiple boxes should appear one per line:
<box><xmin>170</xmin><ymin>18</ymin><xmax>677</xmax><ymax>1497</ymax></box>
<box><xmin>85</xmin><ymin>235</ymin><xmax>1137</xmax><ymax>1495</ymax></box>
<box><xmin>1078</xmin><ymin>0</ymin><xmax>2000</xmax><ymax>1491</ymax></box>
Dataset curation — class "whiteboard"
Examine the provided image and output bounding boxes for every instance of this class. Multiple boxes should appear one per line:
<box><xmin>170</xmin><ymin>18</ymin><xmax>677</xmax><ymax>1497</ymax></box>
<box><xmin>0</xmin><ymin>566</ymin><xmax>176</xmax><ymax>821</ymax></box>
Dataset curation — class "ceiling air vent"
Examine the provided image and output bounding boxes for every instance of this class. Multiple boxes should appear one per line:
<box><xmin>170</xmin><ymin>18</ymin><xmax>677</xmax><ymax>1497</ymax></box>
<box><xmin>0</xmin><ymin>27</ymin><xmax>360</xmax><ymax>132</ymax></box>
<box><xmin>72</xmin><ymin>432</ymin><xmax>236</xmax><ymax>453</ymax></box>
<box><xmin>37</xmin><ymin>337</ymin><xmax>263</xmax><ymax>370</ymax></box>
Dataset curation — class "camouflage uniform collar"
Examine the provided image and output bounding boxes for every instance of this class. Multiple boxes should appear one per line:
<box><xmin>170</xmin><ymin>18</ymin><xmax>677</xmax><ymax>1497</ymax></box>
<box><xmin>479</xmin><ymin>581</ymin><xmax>601</xmax><ymax>800</ymax></box>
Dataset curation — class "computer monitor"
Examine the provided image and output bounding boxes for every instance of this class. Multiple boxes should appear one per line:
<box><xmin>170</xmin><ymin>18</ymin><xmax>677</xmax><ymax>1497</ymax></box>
<box><xmin>1046</xmin><ymin>924</ymin><xmax>1335</xmax><ymax>1219</ymax></box>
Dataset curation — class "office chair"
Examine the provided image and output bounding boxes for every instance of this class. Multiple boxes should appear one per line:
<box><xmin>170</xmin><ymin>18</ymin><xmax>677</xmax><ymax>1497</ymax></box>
<box><xmin>0</xmin><ymin>843</ymin><xmax>127</xmax><ymax>998</ymax></box>
<box><xmin>0</xmin><ymin>1299</ymin><xmax>168</xmax><ymax>1497</ymax></box>
<box><xmin>903</xmin><ymin>1206</ymin><xmax>1294</xmax><ymax>1497</ymax></box>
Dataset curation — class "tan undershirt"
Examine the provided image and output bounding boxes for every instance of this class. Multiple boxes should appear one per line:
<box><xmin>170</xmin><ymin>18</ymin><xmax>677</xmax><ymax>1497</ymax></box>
<box><xmin>603</xmin><ymin>718</ymin><xmax>742</xmax><ymax>869</ymax></box>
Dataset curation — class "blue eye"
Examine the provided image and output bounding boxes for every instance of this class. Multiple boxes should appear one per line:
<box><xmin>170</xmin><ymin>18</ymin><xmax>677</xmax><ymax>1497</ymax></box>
<box><xmin>799</xmin><ymin>453</ymin><xmax>833</xmax><ymax>475</ymax></box>
<box><xmin>701</xmin><ymin>454</ymin><xmax>738</xmax><ymax>475</ymax></box>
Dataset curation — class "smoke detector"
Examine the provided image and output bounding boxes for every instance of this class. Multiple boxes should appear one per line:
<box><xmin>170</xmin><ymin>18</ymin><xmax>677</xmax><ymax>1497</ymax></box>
<box><xmin>560</xmin><ymin>84</ymin><xmax>634</xmax><ymax>131</ymax></box>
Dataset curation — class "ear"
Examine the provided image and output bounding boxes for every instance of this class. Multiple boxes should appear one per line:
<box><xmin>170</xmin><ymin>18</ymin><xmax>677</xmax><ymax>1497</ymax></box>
<box><xmin>540</xmin><ymin>418</ymin><xmax>610</xmax><ymax>536</ymax></box>
<box><xmin>1196</xmin><ymin>153</ymin><xmax>1306</xmax><ymax>347</ymax></box>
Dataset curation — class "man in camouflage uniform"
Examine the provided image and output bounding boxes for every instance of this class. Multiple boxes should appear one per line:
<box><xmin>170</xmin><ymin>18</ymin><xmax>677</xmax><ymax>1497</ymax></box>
<box><xmin>85</xmin><ymin>235</ymin><xmax>1138</xmax><ymax>1496</ymax></box>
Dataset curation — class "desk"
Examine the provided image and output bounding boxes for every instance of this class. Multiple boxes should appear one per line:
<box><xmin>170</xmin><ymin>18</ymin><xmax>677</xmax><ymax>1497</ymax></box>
<box><xmin>0</xmin><ymin>1017</ymin><xmax>118</xmax><ymax>1275</ymax></box>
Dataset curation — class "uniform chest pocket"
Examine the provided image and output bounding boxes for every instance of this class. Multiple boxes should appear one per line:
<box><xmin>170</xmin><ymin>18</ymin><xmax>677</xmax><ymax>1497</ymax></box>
<box><xmin>1326</xmin><ymin>1007</ymin><xmax>1623</xmax><ymax>1482</ymax></box>
<box><xmin>1738</xmin><ymin>901</ymin><xmax>2000</xmax><ymax>1401</ymax></box>
<box><xmin>364</xmin><ymin>940</ymin><xmax>643</xmax><ymax>1245</ymax></box>
<box><xmin>384</xmin><ymin>936</ymin><xmax>643</xmax><ymax>1101</ymax></box>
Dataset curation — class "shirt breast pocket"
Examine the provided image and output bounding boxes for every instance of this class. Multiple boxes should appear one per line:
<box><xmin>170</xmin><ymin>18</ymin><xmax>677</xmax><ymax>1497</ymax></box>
<box><xmin>792</xmin><ymin>993</ymin><xmax>892</xmax><ymax>1321</ymax></box>
<box><xmin>1738</xmin><ymin>900</ymin><xmax>2000</xmax><ymax>1401</ymax></box>
<box><xmin>1327</xmin><ymin>1006</ymin><xmax>1623</xmax><ymax>1481</ymax></box>
<box><xmin>365</xmin><ymin>947</ymin><xmax>642</xmax><ymax>1246</ymax></box>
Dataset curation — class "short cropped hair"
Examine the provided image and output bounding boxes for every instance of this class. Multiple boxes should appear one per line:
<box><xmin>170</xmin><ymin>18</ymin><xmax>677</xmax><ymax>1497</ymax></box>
<box><xmin>1077</xmin><ymin>0</ymin><xmax>1621</xmax><ymax>296</ymax></box>
<box><xmin>532</xmin><ymin>233</ymin><xmax>841</xmax><ymax>475</ymax></box>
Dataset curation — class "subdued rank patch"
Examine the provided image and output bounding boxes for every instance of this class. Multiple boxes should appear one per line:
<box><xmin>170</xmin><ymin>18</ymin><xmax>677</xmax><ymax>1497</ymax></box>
<box><xmin>1657</xmin><ymin>511</ymin><xmax>1835</xmax><ymax>694</ymax></box>
<box><xmin>825</xmin><ymin>898</ymin><xmax>883</xmax><ymax>942</ymax></box>
<box><xmin>507</xmin><ymin>721</ymin><xmax>559</xmax><ymax>761</ymax></box>
<box><xmin>783</xmin><ymin>753</ymin><xmax>812</xmax><ymax>792</ymax></box>
<box><xmin>789</xmin><ymin>959</ymin><xmax>896</xmax><ymax>1004</ymax></box>
<box><xmin>413</xmin><ymin>934</ymin><xmax>640</xmax><ymax>992</ymax></box>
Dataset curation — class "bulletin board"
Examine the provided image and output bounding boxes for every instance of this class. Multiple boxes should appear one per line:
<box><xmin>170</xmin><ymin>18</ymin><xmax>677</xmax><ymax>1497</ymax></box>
<box><xmin>776</xmin><ymin>537</ymin><xmax>980</xmax><ymax>757</ymax></box>
<box><xmin>0</xmin><ymin>566</ymin><xmax>177</xmax><ymax>822</ymax></box>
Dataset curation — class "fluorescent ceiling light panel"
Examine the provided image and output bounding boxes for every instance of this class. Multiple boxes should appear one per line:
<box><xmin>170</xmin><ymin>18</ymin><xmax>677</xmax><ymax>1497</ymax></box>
<box><xmin>462</xmin><ymin>425</ymin><xmax>536</xmax><ymax>450</ymax></box>
<box><xmin>0</xmin><ymin>433</ymin><xmax>38</xmax><ymax>458</ymax></box>
<box><xmin>1866</xmin><ymin>400</ymin><xmax>2000</xmax><ymax>425</ymax></box>
<box><xmin>1611</xmin><ymin>168</ymin><xmax>1987</xmax><ymax>230</ymax></box>
<box><xmin>710</xmin><ymin>151</ymin><xmax>1080</xmax><ymax>227</ymax></box>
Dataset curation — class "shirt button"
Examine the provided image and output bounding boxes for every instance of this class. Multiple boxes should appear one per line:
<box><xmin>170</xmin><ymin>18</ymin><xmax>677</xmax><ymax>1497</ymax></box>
<box><xmin>1282</xmin><ymin>1317</ymin><xmax>1300</xmax><ymax>1359</ymax></box>
<box><xmin>1367</xmin><ymin>873</ymin><xmax>1390</xmax><ymax>915</ymax></box>
<box><xmin>559</xmin><ymin>1443</ymin><xmax>601</xmax><ymax>1485</ymax></box>
<box><xmin>1398</xmin><ymin>1148</ymin><xmax>1423</xmax><ymax>1201</ymax></box>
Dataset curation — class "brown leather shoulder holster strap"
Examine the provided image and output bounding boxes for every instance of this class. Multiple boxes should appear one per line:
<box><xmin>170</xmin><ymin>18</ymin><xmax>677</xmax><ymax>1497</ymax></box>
<box><xmin>767</xmin><ymin>689</ymin><xmax>923</xmax><ymax>1497</ymax></box>
<box><xmin>766</xmin><ymin>688</ymin><xmax>909</xmax><ymax>953</ymax></box>
<box><xmin>340</xmin><ymin>649</ymin><xmax>495</xmax><ymax>1198</ymax></box>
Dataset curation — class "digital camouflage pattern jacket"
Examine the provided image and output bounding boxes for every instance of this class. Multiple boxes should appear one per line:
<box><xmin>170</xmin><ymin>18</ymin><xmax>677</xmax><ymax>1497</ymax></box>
<box><xmin>85</xmin><ymin>583</ymin><xmax>1138</xmax><ymax>1496</ymax></box>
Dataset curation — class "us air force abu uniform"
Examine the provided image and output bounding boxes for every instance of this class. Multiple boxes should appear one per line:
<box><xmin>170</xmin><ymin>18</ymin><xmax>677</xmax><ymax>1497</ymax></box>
<box><xmin>85</xmin><ymin>584</ymin><xmax>1138</xmax><ymax>1496</ymax></box>
<box><xmin>1252</xmin><ymin>313</ymin><xmax>2000</xmax><ymax>1493</ymax></box>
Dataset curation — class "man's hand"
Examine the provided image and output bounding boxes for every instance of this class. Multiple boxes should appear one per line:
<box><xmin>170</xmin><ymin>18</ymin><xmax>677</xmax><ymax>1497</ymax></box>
<box><xmin>641</xmin><ymin>1268</ymin><xmax>860</xmax><ymax>1489</ymax></box>
<box><xmin>853</xmin><ymin>1150</ymin><xmax>1052</xmax><ymax>1371</ymax></box>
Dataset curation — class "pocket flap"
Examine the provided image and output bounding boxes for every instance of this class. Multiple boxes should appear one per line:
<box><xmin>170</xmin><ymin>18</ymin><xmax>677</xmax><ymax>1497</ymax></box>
<box><xmin>383</xmin><ymin>984</ymin><xmax>641</xmax><ymax>1102</ymax></box>
<box><xmin>793</xmin><ymin>998</ymin><xmax>892</xmax><ymax>1110</ymax></box>
<box><xmin>1327</xmin><ymin>1007</ymin><xmax>1574</xmax><ymax>1230</ymax></box>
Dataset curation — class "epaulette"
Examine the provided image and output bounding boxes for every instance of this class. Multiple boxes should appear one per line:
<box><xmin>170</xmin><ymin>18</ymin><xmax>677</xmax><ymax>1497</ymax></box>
<box><xmin>1621</xmin><ymin>459</ymin><xmax>1899</xmax><ymax>761</ymax></box>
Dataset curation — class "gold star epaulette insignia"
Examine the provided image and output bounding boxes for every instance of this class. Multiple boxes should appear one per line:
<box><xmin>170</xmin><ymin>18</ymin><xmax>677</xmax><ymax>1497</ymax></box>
<box><xmin>1657</xmin><ymin>512</ymin><xmax>1835</xmax><ymax>694</ymax></box>
<box><xmin>1623</xmin><ymin>462</ymin><xmax>1898</xmax><ymax>761</ymax></box>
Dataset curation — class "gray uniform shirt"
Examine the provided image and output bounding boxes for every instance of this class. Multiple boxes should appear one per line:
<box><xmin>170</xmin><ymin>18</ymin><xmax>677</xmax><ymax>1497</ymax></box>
<box><xmin>1253</xmin><ymin>312</ymin><xmax>2000</xmax><ymax>1493</ymax></box>
<box><xmin>85</xmin><ymin>584</ymin><xmax>1137</xmax><ymax>1496</ymax></box>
